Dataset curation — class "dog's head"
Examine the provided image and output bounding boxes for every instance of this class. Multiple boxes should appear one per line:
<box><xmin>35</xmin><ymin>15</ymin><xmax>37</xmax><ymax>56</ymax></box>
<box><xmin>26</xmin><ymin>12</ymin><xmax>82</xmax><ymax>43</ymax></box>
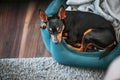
<box><xmin>39</xmin><ymin>6</ymin><xmax>66</xmax><ymax>43</ymax></box>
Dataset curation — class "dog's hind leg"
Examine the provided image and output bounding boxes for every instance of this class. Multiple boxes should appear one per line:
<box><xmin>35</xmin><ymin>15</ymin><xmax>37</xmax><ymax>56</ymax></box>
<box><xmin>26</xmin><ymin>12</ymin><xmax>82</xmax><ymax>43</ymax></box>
<box><xmin>80</xmin><ymin>29</ymin><xmax>93</xmax><ymax>52</ymax></box>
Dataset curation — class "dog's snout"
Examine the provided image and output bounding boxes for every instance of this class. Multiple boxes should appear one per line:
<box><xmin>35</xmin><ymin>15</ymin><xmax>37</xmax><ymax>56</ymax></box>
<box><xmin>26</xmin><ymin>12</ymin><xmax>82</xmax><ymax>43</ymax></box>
<box><xmin>53</xmin><ymin>38</ymin><xmax>59</xmax><ymax>44</ymax></box>
<box><xmin>51</xmin><ymin>35</ymin><xmax>60</xmax><ymax>44</ymax></box>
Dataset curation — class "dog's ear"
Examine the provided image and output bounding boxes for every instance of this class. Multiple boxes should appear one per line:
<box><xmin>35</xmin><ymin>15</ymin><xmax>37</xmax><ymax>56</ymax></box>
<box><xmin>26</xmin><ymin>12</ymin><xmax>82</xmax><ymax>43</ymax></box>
<box><xmin>57</xmin><ymin>6</ymin><xmax>66</xmax><ymax>20</ymax></box>
<box><xmin>39</xmin><ymin>9</ymin><xmax>48</xmax><ymax>22</ymax></box>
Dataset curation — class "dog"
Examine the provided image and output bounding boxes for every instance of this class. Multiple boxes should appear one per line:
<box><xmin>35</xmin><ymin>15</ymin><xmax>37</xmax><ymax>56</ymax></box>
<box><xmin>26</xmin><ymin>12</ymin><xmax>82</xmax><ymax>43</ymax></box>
<box><xmin>39</xmin><ymin>6</ymin><xmax>117</xmax><ymax>58</ymax></box>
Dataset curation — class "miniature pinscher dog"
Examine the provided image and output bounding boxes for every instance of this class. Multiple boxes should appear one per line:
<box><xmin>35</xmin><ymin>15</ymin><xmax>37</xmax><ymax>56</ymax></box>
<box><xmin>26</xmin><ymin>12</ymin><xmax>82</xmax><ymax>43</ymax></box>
<box><xmin>39</xmin><ymin>6</ymin><xmax>117</xmax><ymax>58</ymax></box>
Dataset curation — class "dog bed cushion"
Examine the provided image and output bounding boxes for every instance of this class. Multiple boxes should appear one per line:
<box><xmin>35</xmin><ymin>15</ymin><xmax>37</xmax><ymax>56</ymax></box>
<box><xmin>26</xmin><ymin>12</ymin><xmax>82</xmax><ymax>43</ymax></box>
<box><xmin>40</xmin><ymin>0</ymin><xmax>120</xmax><ymax>69</ymax></box>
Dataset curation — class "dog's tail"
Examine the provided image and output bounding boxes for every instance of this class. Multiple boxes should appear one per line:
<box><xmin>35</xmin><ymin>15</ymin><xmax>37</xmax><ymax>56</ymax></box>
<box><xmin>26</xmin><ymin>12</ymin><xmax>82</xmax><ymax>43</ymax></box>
<box><xmin>99</xmin><ymin>41</ymin><xmax>117</xmax><ymax>59</ymax></box>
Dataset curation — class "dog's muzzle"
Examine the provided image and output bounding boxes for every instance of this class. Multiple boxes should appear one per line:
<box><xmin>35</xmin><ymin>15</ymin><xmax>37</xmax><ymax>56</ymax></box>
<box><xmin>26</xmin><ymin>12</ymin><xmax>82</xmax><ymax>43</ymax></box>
<box><xmin>51</xmin><ymin>34</ymin><xmax>62</xmax><ymax>44</ymax></box>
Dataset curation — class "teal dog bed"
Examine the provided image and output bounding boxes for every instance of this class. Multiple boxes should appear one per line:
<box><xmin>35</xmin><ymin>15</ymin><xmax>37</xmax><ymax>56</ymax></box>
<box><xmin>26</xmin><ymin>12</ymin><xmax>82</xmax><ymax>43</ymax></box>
<box><xmin>40</xmin><ymin>0</ymin><xmax>120</xmax><ymax>69</ymax></box>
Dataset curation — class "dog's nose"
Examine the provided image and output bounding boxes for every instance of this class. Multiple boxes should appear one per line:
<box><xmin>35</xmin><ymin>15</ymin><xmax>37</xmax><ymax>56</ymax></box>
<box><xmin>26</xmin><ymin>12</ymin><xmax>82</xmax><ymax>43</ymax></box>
<box><xmin>51</xmin><ymin>35</ymin><xmax>61</xmax><ymax>44</ymax></box>
<box><xmin>54</xmin><ymin>41</ymin><xmax>59</xmax><ymax>44</ymax></box>
<box><xmin>53</xmin><ymin>39</ymin><xmax>59</xmax><ymax>44</ymax></box>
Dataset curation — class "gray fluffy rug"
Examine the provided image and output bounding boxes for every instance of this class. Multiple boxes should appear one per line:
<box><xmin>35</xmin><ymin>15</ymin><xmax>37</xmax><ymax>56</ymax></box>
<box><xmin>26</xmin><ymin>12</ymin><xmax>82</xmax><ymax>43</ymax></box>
<box><xmin>0</xmin><ymin>57</ymin><xmax>105</xmax><ymax>80</ymax></box>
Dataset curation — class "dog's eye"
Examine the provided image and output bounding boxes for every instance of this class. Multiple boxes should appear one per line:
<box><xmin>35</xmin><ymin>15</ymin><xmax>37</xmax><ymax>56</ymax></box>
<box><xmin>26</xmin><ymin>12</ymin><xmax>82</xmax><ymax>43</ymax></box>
<box><xmin>49</xmin><ymin>28</ymin><xmax>52</xmax><ymax>32</ymax></box>
<box><xmin>56</xmin><ymin>27</ymin><xmax>59</xmax><ymax>31</ymax></box>
<box><xmin>49</xmin><ymin>28</ymin><xmax>53</xmax><ymax>34</ymax></box>
<box><xmin>57</xmin><ymin>27</ymin><xmax>61</xmax><ymax>33</ymax></box>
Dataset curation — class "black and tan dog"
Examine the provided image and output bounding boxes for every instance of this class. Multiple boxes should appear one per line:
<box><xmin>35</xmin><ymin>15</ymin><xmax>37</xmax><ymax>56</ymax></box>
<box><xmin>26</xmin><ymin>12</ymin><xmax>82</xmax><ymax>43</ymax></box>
<box><xmin>39</xmin><ymin>6</ymin><xmax>117</xmax><ymax>58</ymax></box>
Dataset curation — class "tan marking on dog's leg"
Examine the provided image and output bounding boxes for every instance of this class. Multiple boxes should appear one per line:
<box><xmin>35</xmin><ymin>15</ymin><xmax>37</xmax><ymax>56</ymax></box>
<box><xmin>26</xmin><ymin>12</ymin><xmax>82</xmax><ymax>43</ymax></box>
<box><xmin>75</xmin><ymin>43</ymin><xmax>81</xmax><ymax>47</ymax></box>
<box><xmin>80</xmin><ymin>29</ymin><xmax>93</xmax><ymax>51</ymax></box>
<box><xmin>67</xmin><ymin>44</ymin><xmax>80</xmax><ymax>51</ymax></box>
<box><xmin>105</xmin><ymin>41</ymin><xmax>117</xmax><ymax>50</ymax></box>
<box><xmin>79</xmin><ymin>35</ymin><xmax>85</xmax><ymax>51</ymax></box>
<box><xmin>84</xmin><ymin>29</ymin><xmax>93</xmax><ymax>36</ymax></box>
<box><xmin>79</xmin><ymin>44</ymin><xmax>84</xmax><ymax>51</ymax></box>
<box><xmin>79</xmin><ymin>36</ymin><xmax>86</xmax><ymax>52</ymax></box>
<box><xmin>86</xmin><ymin>43</ymin><xmax>93</xmax><ymax>50</ymax></box>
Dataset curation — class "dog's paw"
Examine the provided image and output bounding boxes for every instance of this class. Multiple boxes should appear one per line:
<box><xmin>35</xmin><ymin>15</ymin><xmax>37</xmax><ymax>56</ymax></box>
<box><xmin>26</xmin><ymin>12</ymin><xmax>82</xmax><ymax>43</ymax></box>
<box><xmin>79</xmin><ymin>47</ymin><xmax>84</xmax><ymax>52</ymax></box>
<box><xmin>40</xmin><ymin>23</ymin><xmax>46</xmax><ymax>29</ymax></box>
<box><xmin>63</xmin><ymin>33</ymin><xmax>68</xmax><ymax>37</ymax></box>
<box><xmin>67</xmin><ymin>44</ymin><xmax>80</xmax><ymax>51</ymax></box>
<box><xmin>74</xmin><ymin>43</ymin><xmax>81</xmax><ymax>47</ymax></box>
